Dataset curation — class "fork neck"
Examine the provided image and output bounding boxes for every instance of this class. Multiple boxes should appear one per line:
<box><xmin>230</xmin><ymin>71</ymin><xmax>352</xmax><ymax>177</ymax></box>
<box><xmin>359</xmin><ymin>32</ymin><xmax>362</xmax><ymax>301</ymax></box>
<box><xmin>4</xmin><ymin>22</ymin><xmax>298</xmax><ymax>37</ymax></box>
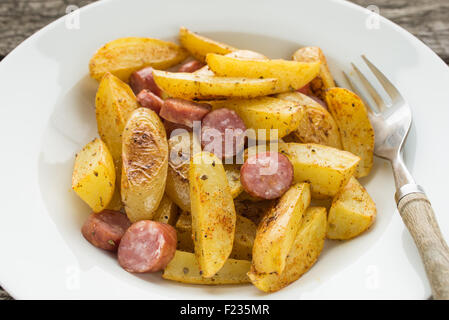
<box><xmin>392</xmin><ymin>154</ymin><xmax>416</xmax><ymax>190</ymax></box>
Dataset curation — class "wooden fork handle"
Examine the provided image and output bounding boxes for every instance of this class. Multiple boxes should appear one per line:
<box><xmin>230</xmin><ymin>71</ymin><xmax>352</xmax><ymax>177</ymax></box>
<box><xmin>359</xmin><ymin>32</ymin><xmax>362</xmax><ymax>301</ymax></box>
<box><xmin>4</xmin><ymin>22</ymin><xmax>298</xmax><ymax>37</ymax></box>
<box><xmin>398</xmin><ymin>191</ymin><xmax>449</xmax><ymax>299</ymax></box>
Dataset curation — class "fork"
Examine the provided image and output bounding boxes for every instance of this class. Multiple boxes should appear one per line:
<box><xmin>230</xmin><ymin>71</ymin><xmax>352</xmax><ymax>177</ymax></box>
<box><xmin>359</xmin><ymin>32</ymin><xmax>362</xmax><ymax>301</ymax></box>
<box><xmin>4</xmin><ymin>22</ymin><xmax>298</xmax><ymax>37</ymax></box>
<box><xmin>343</xmin><ymin>56</ymin><xmax>449</xmax><ymax>300</ymax></box>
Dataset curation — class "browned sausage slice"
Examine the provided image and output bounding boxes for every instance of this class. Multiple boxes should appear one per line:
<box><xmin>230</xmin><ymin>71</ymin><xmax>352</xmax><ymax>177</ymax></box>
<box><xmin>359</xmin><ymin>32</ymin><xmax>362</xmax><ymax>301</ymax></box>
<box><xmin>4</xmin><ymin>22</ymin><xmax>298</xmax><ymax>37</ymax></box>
<box><xmin>129</xmin><ymin>67</ymin><xmax>162</xmax><ymax>97</ymax></box>
<box><xmin>136</xmin><ymin>89</ymin><xmax>164</xmax><ymax>113</ymax></box>
<box><xmin>118</xmin><ymin>220</ymin><xmax>177</xmax><ymax>273</ymax></box>
<box><xmin>81</xmin><ymin>210</ymin><xmax>131</xmax><ymax>251</ymax></box>
<box><xmin>178</xmin><ymin>60</ymin><xmax>205</xmax><ymax>73</ymax></box>
<box><xmin>201</xmin><ymin>108</ymin><xmax>246</xmax><ymax>158</ymax></box>
<box><xmin>159</xmin><ymin>98</ymin><xmax>211</xmax><ymax>128</ymax></box>
<box><xmin>240</xmin><ymin>152</ymin><xmax>293</xmax><ymax>200</ymax></box>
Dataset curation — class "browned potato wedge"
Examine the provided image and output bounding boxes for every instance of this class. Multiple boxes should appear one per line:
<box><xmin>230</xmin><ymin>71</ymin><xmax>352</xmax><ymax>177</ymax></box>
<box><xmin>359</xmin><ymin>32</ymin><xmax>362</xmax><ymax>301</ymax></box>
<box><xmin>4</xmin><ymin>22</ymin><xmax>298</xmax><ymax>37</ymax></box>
<box><xmin>292</xmin><ymin>46</ymin><xmax>335</xmax><ymax>100</ymax></box>
<box><xmin>278</xmin><ymin>143</ymin><xmax>360</xmax><ymax>197</ymax></box>
<box><xmin>248</xmin><ymin>206</ymin><xmax>327</xmax><ymax>292</ymax></box>
<box><xmin>224</xmin><ymin>164</ymin><xmax>244</xmax><ymax>198</ymax></box>
<box><xmin>209</xmin><ymin>97</ymin><xmax>302</xmax><ymax>139</ymax></box>
<box><xmin>121</xmin><ymin>108</ymin><xmax>168</xmax><ymax>222</ymax></box>
<box><xmin>89</xmin><ymin>37</ymin><xmax>188</xmax><ymax>81</ymax></box>
<box><xmin>252</xmin><ymin>183</ymin><xmax>311</xmax><ymax>275</ymax></box>
<box><xmin>72</xmin><ymin>138</ymin><xmax>116</xmax><ymax>212</ymax></box>
<box><xmin>95</xmin><ymin>73</ymin><xmax>139</xmax><ymax>177</ymax></box>
<box><xmin>194</xmin><ymin>49</ymin><xmax>268</xmax><ymax>76</ymax></box>
<box><xmin>153</xmin><ymin>194</ymin><xmax>179</xmax><ymax>226</ymax></box>
<box><xmin>276</xmin><ymin>92</ymin><xmax>342</xmax><ymax>149</ymax></box>
<box><xmin>152</xmin><ymin>70</ymin><xmax>278</xmax><ymax>100</ymax></box>
<box><xmin>179</xmin><ymin>27</ymin><xmax>236</xmax><ymax>62</ymax></box>
<box><xmin>206</xmin><ymin>53</ymin><xmax>321</xmax><ymax>93</ymax></box>
<box><xmin>325</xmin><ymin>88</ymin><xmax>375</xmax><ymax>177</ymax></box>
<box><xmin>189</xmin><ymin>152</ymin><xmax>236</xmax><ymax>277</ymax></box>
<box><xmin>175</xmin><ymin>211</ymin><xmax>257</xmax><ymax>260</ymax></box>
<box><xmin>327</xmin><ymin>177</ymin><xmax>376</xmax><ymax>240</ymax></box>
<box><xmin>163</xmin><ymin>251</ymin><xmax>250</xmax><ymax>285</ymax></box>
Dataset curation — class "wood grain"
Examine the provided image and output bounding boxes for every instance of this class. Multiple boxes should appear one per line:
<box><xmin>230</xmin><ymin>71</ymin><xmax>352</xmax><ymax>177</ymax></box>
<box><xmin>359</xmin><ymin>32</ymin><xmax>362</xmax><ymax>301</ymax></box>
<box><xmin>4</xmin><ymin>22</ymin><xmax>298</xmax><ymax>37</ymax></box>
<box><xmin>0</xmin><ymin>0</ymin><xmax>448</xmax><ymax>300</ymax></box>
<box><xmin>398</xmin><ymin>192</ymin><xmax>449</xmax><ymax>300</ymax></box>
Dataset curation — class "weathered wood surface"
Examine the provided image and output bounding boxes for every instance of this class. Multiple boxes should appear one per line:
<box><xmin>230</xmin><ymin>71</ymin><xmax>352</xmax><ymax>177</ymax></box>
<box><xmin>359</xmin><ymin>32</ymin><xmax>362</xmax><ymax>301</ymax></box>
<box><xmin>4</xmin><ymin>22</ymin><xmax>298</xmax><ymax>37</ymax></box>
<box><xmin>0</xmin><ymin>0</ymin><xmax>448</xmax><ymax>300</ymax></box>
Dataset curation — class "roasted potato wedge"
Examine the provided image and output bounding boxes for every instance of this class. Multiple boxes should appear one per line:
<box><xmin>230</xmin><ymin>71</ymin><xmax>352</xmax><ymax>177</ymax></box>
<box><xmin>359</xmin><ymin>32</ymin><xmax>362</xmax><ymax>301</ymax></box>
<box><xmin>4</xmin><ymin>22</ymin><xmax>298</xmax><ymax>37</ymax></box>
<box><xmin>209</xmin><ymin>97</ymin><xmax>302</xmax><ymax>139</ymax></box>
<box><xmin>163</xmin><ymin>251</ymin><xmax>250</xmax><ymax>284</ymax></box>
<box><xmin>179</xmin><ymin>27</ymin><xmax>236</xmax><ymax>62</ymax></box>
<box><xmin>175</xmin><ymin>211</ymin><xmax>257</xmax><ymax>260</ymax></box>
<box><xmin>292</xmin><ymin>46</ymin><xmax>335</xmax><ymax>99</ymax></box>
<box><xmin>252</xmin><ymin>183</ymin><xmax>311</xmax><ymax>275</ymax></box>
<box><xmin>224</xmin><ymin>164</ymin><xmax>243</xmax><ymax>198</ymax></box>
<box><xmin>105</xmin><ymin>187</ymin><xmax>122</xmax><ymax>211</ymax></box>
<box><xmin>327</xmin><ymin>177</ymin><xmax>376</xmax><ymax>240</ymax></box>
<box><xmin>276</xmin><ymin>92</ymin><xmax>342</xmax><ymax>149</ymax></box>
<box><xmin>325</xmin><ymin>88</ymin><xmax>374</xmax><ymax>177</ymax></box>
<box><xmin>153</xmin><ymin>194</ymin><xmax>179</xmax><ymax>226</ymax></box>
<box><xmin>278</xmin><ymin>143</ymin><xmax>360</xmax><ymax>197</ymax></box>
<box><xmin>206</xmin><ymin>53</ymin><xmax>321</xmax><ymax>93</ymax></box>
<box><xmin>189</xmin><ymin>152</ymin><xmax>236</xmax><ymax>277</ymax></box>
<box><xmin>72</xmin><ymin>138</ymin><xmax>116</xmax><ymax>212</ymax></box>
<box><xmin>194</xmin><ymin>49</ymin><xmax>268</xmax><ymax>76</ymax></box>
<box><xmin>248</xmin><ymin>206</ymin><xmax>327</xmax><ymax>292</ymax></box>
<box><xmin>95</xmin><ymin>73</ymin><xmax>139</xmax><ymax>179</ymax></box>
<box><xmin>89</xmin><ymin>37</ymin><xmax>188</xmax><ymax>81</ymax></box>
<box><xmin>152</xmin><ymin>70</ymin><xmax>278</xmax><ymax>100</ymax></box>
<box><xmin>121</xmin><ymin>108</ymin><xmax>168</xmax><ymax>222</ymax></box>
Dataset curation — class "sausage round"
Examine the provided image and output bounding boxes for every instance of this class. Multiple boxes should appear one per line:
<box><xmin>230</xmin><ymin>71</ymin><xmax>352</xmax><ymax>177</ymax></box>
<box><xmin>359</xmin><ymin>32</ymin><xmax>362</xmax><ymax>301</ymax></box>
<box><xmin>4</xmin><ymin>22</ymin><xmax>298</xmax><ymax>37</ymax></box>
<box><xmin>240</xmin><ymin>152</ymin><xmax>293</xmax><ymax>200</ymax></box>
<box><xmin>118</xmin><ymin>220</ymin><xmax>177</xmax><ymax>273</ymax></box>
<box><xmin>160</xmin><ymin>98</ymin><xmax>211</xmax><ymax>128</ymax></box>
<box><xmin>129</xmin><ymin>67</ymin><xmax>162</xmax><ymax>97</ymax></box>
<box><xmin>81</xmin><ymin>210</ymin><xmax>131</xmax><ymax>251</ymax></box>
<box><xmin>136</xmin><ymin>89</ymin><xmax>164</xmax><ymax>113</ymax></box>
<box><xmin>297</xmin><ymin>83</ymin><xmax>311</xmax><ymax>95</ymax></box>
<box><xmin>201</xmin><ymin>108</ymin><xmax>246</xmax><ymax>158</ymax></box>
<box><xmin>178</xmin><ymin>60</ymin><xmax>205</xmax><ymax>73</ymax></box>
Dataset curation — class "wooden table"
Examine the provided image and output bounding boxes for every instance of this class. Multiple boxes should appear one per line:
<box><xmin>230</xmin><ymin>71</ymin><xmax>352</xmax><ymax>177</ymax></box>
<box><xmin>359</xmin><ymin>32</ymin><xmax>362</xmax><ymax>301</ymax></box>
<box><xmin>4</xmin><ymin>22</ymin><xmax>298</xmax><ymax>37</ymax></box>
<box><xmin>0</xmin><ymin>0</ymin><xmax>448</xmax><ymax>300</ymax></box>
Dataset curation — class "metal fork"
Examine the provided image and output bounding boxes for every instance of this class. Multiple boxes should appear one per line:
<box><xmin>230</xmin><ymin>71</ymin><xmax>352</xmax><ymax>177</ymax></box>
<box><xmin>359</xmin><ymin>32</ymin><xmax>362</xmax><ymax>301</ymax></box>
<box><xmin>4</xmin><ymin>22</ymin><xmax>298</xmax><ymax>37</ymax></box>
<box><xmin>343</xmin><ymin>56</ymin><xmax>449</xmax><ymax>300</ymax></box>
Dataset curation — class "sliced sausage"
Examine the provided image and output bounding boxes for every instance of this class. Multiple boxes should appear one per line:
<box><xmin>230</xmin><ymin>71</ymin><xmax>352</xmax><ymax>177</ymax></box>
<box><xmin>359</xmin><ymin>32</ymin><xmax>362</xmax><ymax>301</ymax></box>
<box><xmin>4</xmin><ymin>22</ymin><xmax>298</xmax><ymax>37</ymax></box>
<box><xmin>178</xmin><ymin>60</ymin><xmax>205</xmax><ymax>73</ymax></box>
<box><xmin>129</xmin><ymin>67</ymin><xmax>162</xmax><ymax>97</ymax></box>
<box><xmin>297</xmin><ymin>83</ymin><xmax>311</xmax><ymax>95</ymax></box>
<box><xmin>82</xmin><ymin>210</ymin><xmax>131</xmax><ymax>251</ymax></box>
<box><xmin>240</xmin><ymin>152</ymin><xmax>293</xmax><ymax>200</ymax></box>
<box><xmin>201</xmin><ymin>108</ymin><xmax>247</xmax><ymax>158</ymax></box>
<box><xmin>159</xmin><ymin>98</ymin><xmax>211</xmax><ymax>128</ymax></box>
<box><xmin>118</xmin><ymin>220</ymin><xmax>177</xmax><ymax>273</ymax></box>
<box><xmin>136</xmin><ymin>89</ymin><xmax>164</xmax><ymax>113</ymax></box>
<box><xmin>309</xmin><ymin>95</ymin><xmax>328</xmax><ymax>109</ymax></box>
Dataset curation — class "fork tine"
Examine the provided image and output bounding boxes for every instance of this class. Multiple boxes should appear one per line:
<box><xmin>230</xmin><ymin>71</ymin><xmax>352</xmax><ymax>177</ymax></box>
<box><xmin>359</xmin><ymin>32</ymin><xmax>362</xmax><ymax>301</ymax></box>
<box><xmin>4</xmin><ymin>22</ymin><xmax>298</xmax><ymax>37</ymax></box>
<box><xmin>342</xmin><ymin>71</ymin><xmax>376</xmax><ymax>115</ymax></box>
<box><xmin>361</xmin><ymin>55</ymin><xmax>401</xmax><ymax>102</ymax></box>
<box><xmin>351</xmin><ymin>62</ymin><xmax>387</xmax><ymax>111</ymax></box>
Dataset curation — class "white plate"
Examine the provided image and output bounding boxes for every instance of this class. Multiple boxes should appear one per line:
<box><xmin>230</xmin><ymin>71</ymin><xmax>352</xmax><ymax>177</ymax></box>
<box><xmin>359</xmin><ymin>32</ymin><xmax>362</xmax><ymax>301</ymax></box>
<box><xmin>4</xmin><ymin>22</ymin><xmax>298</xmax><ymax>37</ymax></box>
<box><xmin>0</xmin><ymin>0</ymin><xmax>448</xmax><ymax>300</ymax></box>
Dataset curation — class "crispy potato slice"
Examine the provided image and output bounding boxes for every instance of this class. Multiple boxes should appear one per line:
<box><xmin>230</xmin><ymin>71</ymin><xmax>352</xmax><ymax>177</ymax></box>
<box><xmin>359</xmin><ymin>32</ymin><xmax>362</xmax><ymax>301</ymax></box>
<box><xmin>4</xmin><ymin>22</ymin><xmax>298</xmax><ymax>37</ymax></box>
<box><xmin>208</xmin><ymin>97</ymin><xmax>302</xmax><ymax>139</ymax></box>
<box><xmin>325</xmin><ymin>88</ymin><xmax>375</xmax><ymax>177</ymax></box>
<box><xmin>276</xmin><ymin>92</ymin><xmax>342</xmax><ymax>149</ymax></box>
<box><xmin>72</xmin><ymin>138</ymin><xmax>115</xmax><ymax>212</ymax></box>
<box><xmin>327</xmin><ymin>177</ymin><xmax>376</xmax><ymax>240</ymax></box>
<box><xmin>292</xmin><ymin>46</ymin><xmax>335</xmax><ymax>100</ymax></box>
<box><xmin>194</xmin><ymin>49</ymin><xmax>268</xmax><ymax>76</ymax></box>
<box><xmin>224</xmin><ymin>164</ymin><xmax>243</xmax><ymax>198</ymax></box>
<box><xmin>175</xmin><ymin>211</ymin><xmax>257</xmax><ymax>260</ymax></box>
<box><xmin>152</xmin><ymin>70</ymin><xmax>278</xmax><ymax>100</ymax></box>
<box><xmin>89</xmin><ymin>37</ymin><xmax>188</xmax><ymax>81</ymax></box>
<box><xmin>179</xmin><ymin>27</ymin><xmax>236</xmax><ymax>62</ymax></box>
<box><xmin>206</xmin><ymin>53</ymin><xmax>321</xmax><ymax>93</ymax></box>
<box><xmin>248</xmin><ymin>207</ymin><xmax>327</xmax><ymax>292</ymax></box>
<box><xmin>163</xmin><ymin>251</ymin><xmax>250</xmax><ymax>284</ymax></box>
<box><xmin>278</xmin><ymin>143</ymin><xmax>360</xmax><ymax>197</ymax></box>
<box><xmin>121</xmin><ymin>108</ymin><xmax>168</xmax><ymax>222</ymax></box>
<box><xmin>153</xmin><ymin>194</ymin><xmax>179</xmax><ymax>226</ymax></box>
<box><xmin>95</xmin><ymin>73</ymin><xmax>139</xmax><ymax>179</ymax></box>
<box><xmin>252</xmin><ymin>183</ymin><xmax>311</xmax><ymax>275</ymax></box>
<box><xmin>189</xmin><ymin>152</ymin><xmax>236</xmax><ymax>277</ymax></box>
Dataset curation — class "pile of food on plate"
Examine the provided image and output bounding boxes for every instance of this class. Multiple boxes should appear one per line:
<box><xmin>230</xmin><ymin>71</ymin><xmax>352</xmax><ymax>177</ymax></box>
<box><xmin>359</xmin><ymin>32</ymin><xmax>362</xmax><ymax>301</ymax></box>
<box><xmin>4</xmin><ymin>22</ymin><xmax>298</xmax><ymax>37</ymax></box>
<box><xmin>72</xmin><ymin>27</ymin><xmax>376</xmax><ymax>293</ymax></box>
